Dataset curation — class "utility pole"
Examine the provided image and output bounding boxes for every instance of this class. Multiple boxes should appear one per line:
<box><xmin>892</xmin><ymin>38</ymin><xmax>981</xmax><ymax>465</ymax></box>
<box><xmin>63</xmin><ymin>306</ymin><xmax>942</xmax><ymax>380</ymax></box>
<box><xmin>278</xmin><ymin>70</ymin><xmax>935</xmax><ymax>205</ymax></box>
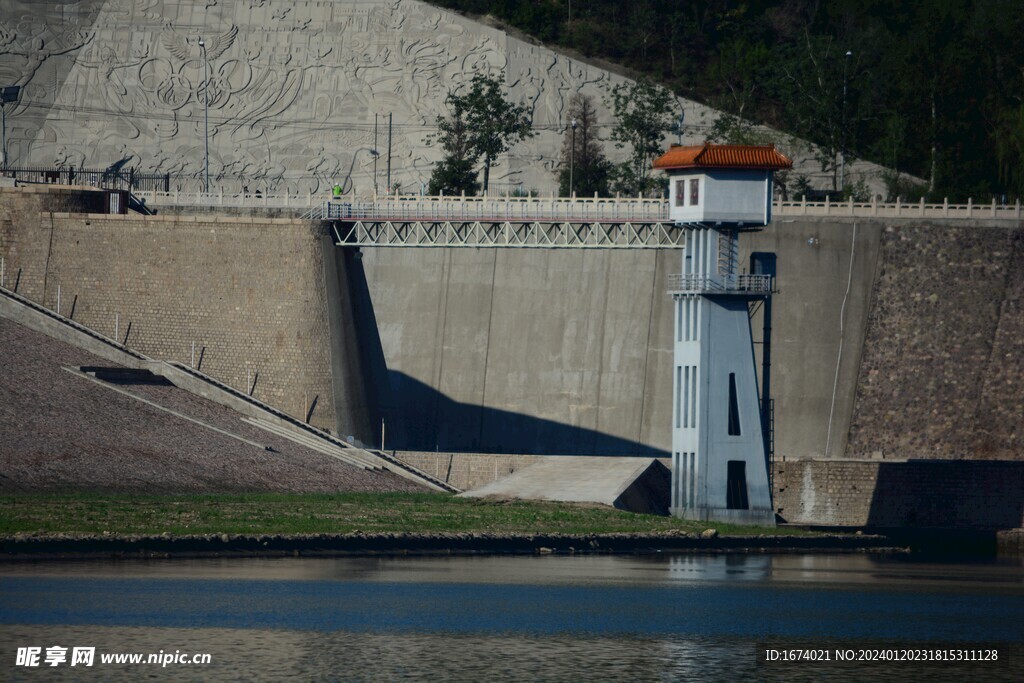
<box><xmin>386</xmin><ymin>112</ymin><xmax>393</xmax><ymax>194</ymax></box>
<box><xmin>373</xmin><ymin>113</ymin><xmax>379</xmax><ymax>196</ymax></box>
<box><xmin>839</xmin><ymin>50</ymin><xmax>852</xmax><ymax>194</ymax></box>
<box><xmin>198</xmin><ymin>38</ymin><xmax>210</xmax><ymax>193</ymax></box>
<box><xmin>569</xmin><ymin>118</ymin><xmax>577</xmax><ymax>196</ymax></box>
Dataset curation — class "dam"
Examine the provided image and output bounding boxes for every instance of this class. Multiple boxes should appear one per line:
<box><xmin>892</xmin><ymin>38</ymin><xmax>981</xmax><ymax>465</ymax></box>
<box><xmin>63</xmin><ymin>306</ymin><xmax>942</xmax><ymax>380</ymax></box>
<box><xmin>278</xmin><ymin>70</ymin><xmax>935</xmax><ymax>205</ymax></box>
<box><xmin>1</xmin><ymin>0</ymin><xmax>1022</xmax><ymax>531</ymax></box>
<box><xmin>2</xmin><ymin>182</ymin><xmax>1023</xmax><ymax>530</ymax></box>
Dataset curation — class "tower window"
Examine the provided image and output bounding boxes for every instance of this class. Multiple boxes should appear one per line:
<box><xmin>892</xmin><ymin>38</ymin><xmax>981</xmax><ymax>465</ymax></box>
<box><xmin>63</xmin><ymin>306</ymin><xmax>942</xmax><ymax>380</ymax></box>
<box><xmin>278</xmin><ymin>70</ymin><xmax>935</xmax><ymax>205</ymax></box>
<box><xmin>676</xmin><ymin>180</ymin><xmax>686</xmax><ymax>206</ymax></box>
<box><xmin>727</xmin><ymin>372</ymin><xmax>740</xmax><ymax>436</ymax></box>
<box><xmin>689</xmin><ymin>178</ymin><xmax>700</xmax><ymax>205</ymax></box>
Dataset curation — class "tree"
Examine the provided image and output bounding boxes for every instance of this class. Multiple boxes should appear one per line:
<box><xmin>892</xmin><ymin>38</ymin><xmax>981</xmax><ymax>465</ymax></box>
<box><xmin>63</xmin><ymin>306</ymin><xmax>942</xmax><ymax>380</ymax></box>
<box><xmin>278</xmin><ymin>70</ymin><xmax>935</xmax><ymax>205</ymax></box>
<box><xmin>427</xmin><ymin>73</ymin><xmax>534</xmax><ymax>195</ymax></box>
<box><xmin>556</xmin><ymin>94</ymin><xmax>611</xmax><ymax>197</ymax></box>
<box><xmin>423</xmin><ymin>91</ymin><xmax>479</xmax><ymax>194</ymax></box>
<box><xmin>427</xmin><ymin>156</ymin><xmax>480</xmax><ymax>196</ymax></box>
<box><xmin>607</xmin><ymin>78</ymin><xmax>676</xmax><ymax>195</ymax></box>
<box><xmin>462</xmin><ymin>73</ymin><xmax>535</xmax><ymax>194</ymax></box>
<box><xmin>769</xmin><ymin>31</ymin><xmax>850</xmax><ymax>192</ymax></box>
<box><xmin>426</xmin><ymin>90</ymin><xmax>480</xmax><ymax>195</ymax></box>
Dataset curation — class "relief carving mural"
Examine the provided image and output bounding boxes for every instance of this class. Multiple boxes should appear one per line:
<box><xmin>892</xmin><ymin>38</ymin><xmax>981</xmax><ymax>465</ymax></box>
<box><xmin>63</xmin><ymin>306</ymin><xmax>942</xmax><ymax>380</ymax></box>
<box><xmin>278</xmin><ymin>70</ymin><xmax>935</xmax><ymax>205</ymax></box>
<box><xmin>0</xmin><ymin>0</ymin><xmax>881</xmax><ymax>195</ymax></box>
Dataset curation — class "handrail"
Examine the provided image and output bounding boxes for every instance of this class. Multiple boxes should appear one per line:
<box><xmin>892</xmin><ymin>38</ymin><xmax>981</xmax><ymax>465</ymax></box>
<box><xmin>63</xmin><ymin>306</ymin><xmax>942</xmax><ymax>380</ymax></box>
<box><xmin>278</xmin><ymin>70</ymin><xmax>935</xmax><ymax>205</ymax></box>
<box><xmin>668</xmin><ymin>273</ymin><xmax>772</xmax><ymax>295</ymax></box>
<box><xmin>131</xmin><ymin>191</ymin><xmax>1024</xmax><ymax>222</ymax></box>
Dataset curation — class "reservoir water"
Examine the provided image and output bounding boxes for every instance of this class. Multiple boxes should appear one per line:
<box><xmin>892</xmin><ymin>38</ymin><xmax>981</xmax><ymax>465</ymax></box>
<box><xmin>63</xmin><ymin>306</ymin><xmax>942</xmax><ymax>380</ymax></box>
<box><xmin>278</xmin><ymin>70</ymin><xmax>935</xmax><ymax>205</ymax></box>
<box><xmin>1</xmin><ymin>553</ymin><xmax>1022</xmax><ymax>681</ymax></box>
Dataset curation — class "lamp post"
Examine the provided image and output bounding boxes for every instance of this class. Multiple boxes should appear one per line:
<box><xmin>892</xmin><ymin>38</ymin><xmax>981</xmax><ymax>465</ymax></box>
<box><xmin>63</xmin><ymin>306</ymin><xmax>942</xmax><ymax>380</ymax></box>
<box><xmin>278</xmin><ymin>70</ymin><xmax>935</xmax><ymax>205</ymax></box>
<box><xmin>1</xmin><ymin>86</ymin><xmax>21</xmax><ymax>174</ymax></box>
<box><xmin>839</xmin><ymin>50</ymin><xmax>852</xmax><ymax>194</ymax></box>
<box><xmin>198</xmin><ymin>38</ymin><xmax>210</xmax><ymax>193</ymax></box>
<box><xmin>386</xmin><ymin>112</ymin><xmax>393</xmax><ymax>194</ymax></box>
<box><xmin>569</xmin><ymin>117</ymin><xmax>578</xmax><ymax>197</ymax></box>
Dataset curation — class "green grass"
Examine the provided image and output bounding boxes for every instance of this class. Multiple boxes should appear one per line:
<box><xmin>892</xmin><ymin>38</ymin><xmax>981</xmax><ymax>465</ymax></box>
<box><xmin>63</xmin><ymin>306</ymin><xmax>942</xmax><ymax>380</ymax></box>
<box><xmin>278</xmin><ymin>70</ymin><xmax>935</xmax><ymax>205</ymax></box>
<box><xmin>0</xmin><ymin>492</ymin><xmax>817</xmax><ymax>537</ymax></box>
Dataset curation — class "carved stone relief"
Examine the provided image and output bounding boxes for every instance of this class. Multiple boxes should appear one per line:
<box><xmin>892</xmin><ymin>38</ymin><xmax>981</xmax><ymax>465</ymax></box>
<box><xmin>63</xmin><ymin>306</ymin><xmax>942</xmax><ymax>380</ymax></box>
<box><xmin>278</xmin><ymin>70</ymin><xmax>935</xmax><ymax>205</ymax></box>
<box><xmin>1</xmin><ymin>0</ymin><xmax>886</xmax><ymax>194</ymax></box>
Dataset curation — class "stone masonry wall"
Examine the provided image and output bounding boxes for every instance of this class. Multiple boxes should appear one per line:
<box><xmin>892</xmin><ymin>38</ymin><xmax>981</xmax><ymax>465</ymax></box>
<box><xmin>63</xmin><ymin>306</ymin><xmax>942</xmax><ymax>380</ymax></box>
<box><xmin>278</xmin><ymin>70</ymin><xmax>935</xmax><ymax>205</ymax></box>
<box><xmin>773</xmin><ymin>459</ymin><xmax>1024</xmax><ymax>529</ymax></box>
<box><xmin>0</xmin><ymin>188</ymin><xmax>336</xmax><ymax>431</ymax></box>
<box><xmin>847</xmin><ymin>223</ymin><xmax>1024</xmax><ymax>459</ymax></box>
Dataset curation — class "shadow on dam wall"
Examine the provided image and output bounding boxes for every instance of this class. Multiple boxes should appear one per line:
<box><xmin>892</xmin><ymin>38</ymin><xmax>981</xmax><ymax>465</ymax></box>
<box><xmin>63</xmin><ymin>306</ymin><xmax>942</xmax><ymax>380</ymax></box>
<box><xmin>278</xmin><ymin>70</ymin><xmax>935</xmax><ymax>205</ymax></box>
<box><xmin>866</xmin><ymin>460</ymin><xmax>1024</xmax><ymax>530</ymax></box>
<box><xmin>336</xmin><ymin>244</ymin><xmax>666</xmax><ymax>456</ymax></box>
<box><xmin>385</xmin><ymin>371</ymin><xmax>668</xmax><ymax>457</ymax></box>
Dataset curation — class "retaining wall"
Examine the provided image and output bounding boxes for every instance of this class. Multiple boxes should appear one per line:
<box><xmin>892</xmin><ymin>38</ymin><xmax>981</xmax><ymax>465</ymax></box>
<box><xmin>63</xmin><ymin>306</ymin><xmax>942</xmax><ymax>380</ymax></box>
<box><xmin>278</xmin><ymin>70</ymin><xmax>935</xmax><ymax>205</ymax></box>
<box><xmin>0</xmin><ymin>187</ymin><xmax>339</xmax><ymax>433</ymax></box>
<box><xmin>848</xmin><ymin>222</ymin><xmax>1024</xmax><ymax>460</ymax></box>
<box><xmin>773</xmin><ymin>458</ymin><xmax>1024</xmax><ymax>529</ymax></box>
<box><xmin>392</xmin><ymin>451</ymin><xmax>544</xmax><ymax>492</ymax></box>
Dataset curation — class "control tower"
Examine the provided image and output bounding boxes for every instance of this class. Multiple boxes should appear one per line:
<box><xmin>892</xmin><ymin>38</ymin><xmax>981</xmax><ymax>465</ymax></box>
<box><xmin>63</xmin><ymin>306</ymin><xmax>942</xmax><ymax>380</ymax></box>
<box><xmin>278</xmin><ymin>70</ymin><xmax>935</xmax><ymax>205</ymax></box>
<box><xmin>654</xmin><ymin>143</ymin><xmax>792</xmax><ymax>526</ymax></box>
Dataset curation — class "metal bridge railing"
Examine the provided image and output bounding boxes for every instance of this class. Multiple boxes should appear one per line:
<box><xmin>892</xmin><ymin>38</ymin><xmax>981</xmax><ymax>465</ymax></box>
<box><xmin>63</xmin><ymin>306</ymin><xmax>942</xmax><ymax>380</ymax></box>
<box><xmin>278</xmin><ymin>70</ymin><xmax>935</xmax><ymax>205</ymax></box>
<box><xmin>668</xmin><ymin>273</ymin><xmax>772</xmax><ymax>295</ymax></box>
<box><xmin>313</xmin><ymin>196</ymin><xmax>671</xmax><ymax>222</ymax></box>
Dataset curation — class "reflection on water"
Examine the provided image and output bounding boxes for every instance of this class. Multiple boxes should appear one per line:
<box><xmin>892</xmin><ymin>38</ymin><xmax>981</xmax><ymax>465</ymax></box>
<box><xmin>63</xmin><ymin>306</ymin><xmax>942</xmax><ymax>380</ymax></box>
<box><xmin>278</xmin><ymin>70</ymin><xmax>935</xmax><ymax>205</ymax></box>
<box><xmin>1</xmin><ymin>554</ymin><xmax>1022</xmax><ymax>681</ymax></box>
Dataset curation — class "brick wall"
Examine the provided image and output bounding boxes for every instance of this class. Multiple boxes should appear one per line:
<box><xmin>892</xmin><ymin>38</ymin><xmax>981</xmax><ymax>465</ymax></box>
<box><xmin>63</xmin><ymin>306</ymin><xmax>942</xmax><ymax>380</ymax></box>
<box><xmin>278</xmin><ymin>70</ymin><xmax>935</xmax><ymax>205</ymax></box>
<box><xmin>847</xmin><ymin>223</ymin><xmax>1024</xmax><ymax>460</ymax></box>
<box><xmin>393</xmin><ymin>451</ymin><xmax>543</xmax><ymax>491</ymax></box>
<box><xmin>774</xmin><ymin>459</ymin><xmax>1024</xmax><ymax>529</ymax></box>
<box><xmin>0</xmin><ymin>188</ymin><xmax>336</xmax><ymax>431</ymax></box>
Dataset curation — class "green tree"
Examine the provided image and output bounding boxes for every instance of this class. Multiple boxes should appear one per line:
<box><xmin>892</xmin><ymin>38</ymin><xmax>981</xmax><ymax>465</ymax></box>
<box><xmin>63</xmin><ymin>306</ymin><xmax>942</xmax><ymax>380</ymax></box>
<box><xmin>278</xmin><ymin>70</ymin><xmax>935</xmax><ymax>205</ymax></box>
<box><xmin>769</xmin><ymin>32</ymin><xmax>850</xmax><ymax>192</ymax></box>
<box><xmin>427</xmin><ymin>72</ymin><xmax>533</xmax><ymax>195</ymax></box>
<box><xmin>556</xmin><ymin>94</ymin><xmax>611</xmax><ymax>197</ymax></box>
<box><xmin>462</xmin><ymin>73</ymin><xmax>535</xmax><ymax>194</ymax></box>
<box><xmin>607</xmin><ymin>78</ymin><xmax>675</xmax><ymax>195</ymax></box>
<box><xmin>426</xmin><ymin>89</ymin><xmax>481</xmax><ymax>195</ymax></box>
<box><xmin>427</xmin><ymin>156</ymin><xmax>480</xmax><ymax>196</ymax></box>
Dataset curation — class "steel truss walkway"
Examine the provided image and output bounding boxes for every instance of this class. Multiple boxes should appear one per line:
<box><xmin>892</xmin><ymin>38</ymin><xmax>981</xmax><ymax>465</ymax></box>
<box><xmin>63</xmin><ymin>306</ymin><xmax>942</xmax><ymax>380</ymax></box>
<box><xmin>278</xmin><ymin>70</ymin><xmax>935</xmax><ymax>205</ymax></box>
<box><xmin>331</xmin><ymin>219</ymin><xmax>684</xmax><ymax>249</ymax></box>
<box><xmin>321</xmin><ymin>196</ymin><xmax>684</xmax><ymax>249</ymax></box>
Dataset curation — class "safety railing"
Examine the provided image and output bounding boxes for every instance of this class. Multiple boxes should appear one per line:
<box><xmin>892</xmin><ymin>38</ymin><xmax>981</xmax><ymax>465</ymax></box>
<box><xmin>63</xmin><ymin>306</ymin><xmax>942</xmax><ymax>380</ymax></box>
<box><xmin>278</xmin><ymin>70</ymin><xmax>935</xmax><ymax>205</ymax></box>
<box><xmin>312</xmin><ymin>195</ymin><xmax>671</xmax><ymax>222</ymax></box>
<box><xmin>774</xmin><ymin>196</ymin><xmax>1023</xmax><ymax>220</ymax></box>
<box><xmin>116</xmin><ymin>191</ymin><xmax>1024</xmax><ymax>222</ymax></box>
<box><xmin>135</xmin><ymin>190</ymin><xmax>320</xmax><ymax>210</ymax></box>
<box><xmin>668</xmin><ymin>273</ymin><xmax>772</xmax><ymax>295</ymax></box>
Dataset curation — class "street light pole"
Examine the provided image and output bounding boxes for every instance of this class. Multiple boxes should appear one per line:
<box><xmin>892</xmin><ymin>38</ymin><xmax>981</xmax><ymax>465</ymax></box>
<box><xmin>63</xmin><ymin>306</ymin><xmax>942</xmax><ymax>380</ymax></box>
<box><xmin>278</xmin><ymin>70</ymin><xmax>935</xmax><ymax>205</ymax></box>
<box><xmin>386</xmin><ymin>112</ymin><xmax>393</xmax><ymax>194</ymax></box>
<box><xmin>839</xmin><ymin>50</ymin><xmax>852</xmax><ymax>194</ymax></box>
<box><xmin>198</xmin><ymin>38</ymin><xmax>210</xmax><ymax>194</ymax></box>
<box><xmin>569</xmin><ymin>117</ymin><xmax>577</xmax><ymax>197</ymax></box>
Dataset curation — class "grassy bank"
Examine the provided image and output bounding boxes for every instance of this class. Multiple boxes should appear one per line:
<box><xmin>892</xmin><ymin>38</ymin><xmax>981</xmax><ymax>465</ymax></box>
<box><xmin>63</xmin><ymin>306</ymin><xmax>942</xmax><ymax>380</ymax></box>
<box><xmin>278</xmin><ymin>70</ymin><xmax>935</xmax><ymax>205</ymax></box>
<box><xmin>0</xmin><ymin>492</ymin><xmax>815</xmax><ymax>537</ymax></box>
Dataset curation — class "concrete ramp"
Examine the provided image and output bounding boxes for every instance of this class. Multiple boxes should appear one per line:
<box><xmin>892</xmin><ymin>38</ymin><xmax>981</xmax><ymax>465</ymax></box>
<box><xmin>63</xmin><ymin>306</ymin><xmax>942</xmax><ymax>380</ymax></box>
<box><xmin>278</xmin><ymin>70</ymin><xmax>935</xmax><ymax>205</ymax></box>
<box><xmin>460</xmin><ymin>456</ymin><xmax>670</xmax><ymax>515</ymax></box>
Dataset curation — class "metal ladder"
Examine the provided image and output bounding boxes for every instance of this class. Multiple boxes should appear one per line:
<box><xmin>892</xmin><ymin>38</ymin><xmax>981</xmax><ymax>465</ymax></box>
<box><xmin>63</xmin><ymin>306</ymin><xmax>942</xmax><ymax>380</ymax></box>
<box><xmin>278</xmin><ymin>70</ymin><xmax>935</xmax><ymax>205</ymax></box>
<box><xmin>717</xmin><ymin>229</ymin><xmax>738</xmax><ymax>275</ymax></box>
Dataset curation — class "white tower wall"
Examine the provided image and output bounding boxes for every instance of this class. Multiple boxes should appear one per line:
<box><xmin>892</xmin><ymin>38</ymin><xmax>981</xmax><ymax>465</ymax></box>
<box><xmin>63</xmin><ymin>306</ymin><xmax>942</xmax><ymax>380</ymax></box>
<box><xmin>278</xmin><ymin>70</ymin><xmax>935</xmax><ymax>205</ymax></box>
<box><xmin>670</xmin><ymin>226</ymin><xmax>774</xmax><ymax>526</ymax></box>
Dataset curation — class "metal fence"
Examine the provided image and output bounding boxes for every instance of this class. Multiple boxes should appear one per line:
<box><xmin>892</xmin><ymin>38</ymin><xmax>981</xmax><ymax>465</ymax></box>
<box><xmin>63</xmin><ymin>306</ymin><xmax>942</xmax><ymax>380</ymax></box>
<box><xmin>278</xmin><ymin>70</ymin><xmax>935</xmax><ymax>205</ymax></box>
<box><xmin>1</xmin><ymin>166</ymin><xmax>171</xmax><ymax>192</ymax></box>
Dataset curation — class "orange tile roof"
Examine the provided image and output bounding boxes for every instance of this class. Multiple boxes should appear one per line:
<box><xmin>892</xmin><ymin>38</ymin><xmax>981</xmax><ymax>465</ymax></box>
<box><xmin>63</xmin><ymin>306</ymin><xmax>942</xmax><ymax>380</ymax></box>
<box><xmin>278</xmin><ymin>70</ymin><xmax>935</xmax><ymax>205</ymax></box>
<box><xmin>653</xmin><ymin>143</ymin><xmax>793</xmax><ymax>171</ymax></box>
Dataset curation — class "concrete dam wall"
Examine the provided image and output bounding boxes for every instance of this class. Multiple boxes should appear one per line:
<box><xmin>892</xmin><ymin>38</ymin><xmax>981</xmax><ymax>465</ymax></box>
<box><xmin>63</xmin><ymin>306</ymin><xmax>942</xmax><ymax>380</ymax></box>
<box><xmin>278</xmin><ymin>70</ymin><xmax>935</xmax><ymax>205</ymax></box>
<box><xmin>362</xmin><ymin>218</ymin><xmax>882</xmax><ymax>459</ymax></box>
<box><xmin>365</xmin><ymin>216</ymin><xmax>1024</xmax><ymax>462</ymax></box>
<box><xmin>4</xmin><ymin>185</ymin><xmax>1023</xmax><ymax>466</ymax></box>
